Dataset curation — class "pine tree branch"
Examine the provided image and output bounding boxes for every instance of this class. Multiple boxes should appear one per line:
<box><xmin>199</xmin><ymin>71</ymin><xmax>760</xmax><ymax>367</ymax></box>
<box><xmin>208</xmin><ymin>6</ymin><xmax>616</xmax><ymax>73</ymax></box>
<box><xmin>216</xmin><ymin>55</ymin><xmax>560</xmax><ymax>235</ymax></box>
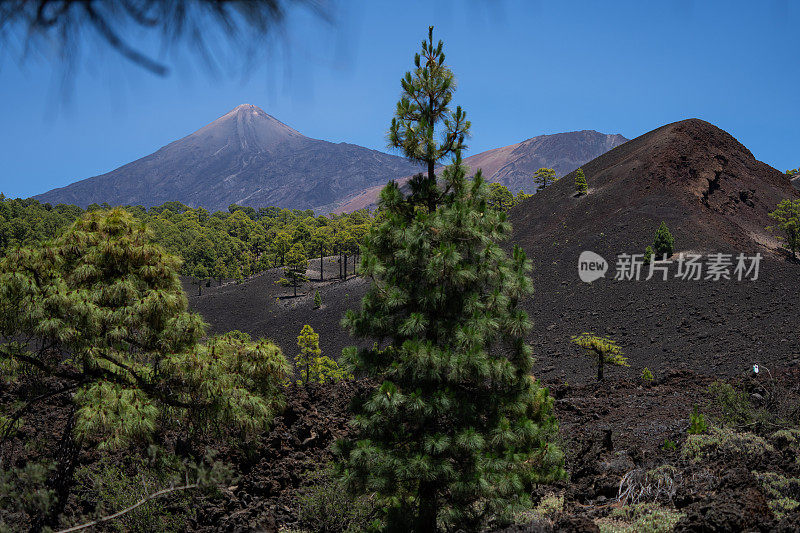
<box><xmin>54</xmin><ymin>482</ymin><xmax>199</xmax><ymax>533</ymax></box>
<box><xmin>93</xmin><ymin>352</ymin><xmax>198</xmax><ymax>409</ymax></box>
<box><xmin>0</xmin><ymin>345</ymin><xmax>82</xmax><ymax>381</ymax></box>
<box><xmin>0</xmin><ymin>380</ymin><xmax>84</xmax><ymax>447</ymax></box>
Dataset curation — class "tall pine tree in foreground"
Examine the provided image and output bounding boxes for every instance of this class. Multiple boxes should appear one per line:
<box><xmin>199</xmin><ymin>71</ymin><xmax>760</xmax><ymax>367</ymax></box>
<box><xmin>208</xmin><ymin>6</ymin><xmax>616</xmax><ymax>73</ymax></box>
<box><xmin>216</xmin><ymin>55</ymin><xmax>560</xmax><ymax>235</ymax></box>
<box><xmin>336</xmin><ymin>27</ymin><xmax>564</xmax><ymax>532</ymax></box>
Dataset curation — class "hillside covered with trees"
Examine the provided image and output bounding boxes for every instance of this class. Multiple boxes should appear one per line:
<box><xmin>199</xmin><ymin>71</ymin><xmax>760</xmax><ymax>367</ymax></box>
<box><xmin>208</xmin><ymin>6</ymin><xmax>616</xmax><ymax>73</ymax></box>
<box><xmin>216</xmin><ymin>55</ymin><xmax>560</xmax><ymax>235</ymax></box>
<box><xmin>0</xmin><ymin>195</ymin><xmax>375</xmax><ymax>285</ymax></box>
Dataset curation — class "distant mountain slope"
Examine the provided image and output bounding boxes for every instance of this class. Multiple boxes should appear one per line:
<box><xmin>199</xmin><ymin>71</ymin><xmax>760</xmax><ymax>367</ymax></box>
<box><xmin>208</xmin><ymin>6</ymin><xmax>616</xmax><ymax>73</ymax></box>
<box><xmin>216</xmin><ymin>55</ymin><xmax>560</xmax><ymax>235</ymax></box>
<box><xmin>464</xmin><ymin>130</ymin><xmax>628</xmax><ymax>192</ymax></box>
<box><xmin>34</xmin><ymin>104</ymin><xmax>422</xmax><ymax>212</ymax></box>
<box><xmin>333</xmin><ymin>130</ymin><xmax>627</xmax><ymax>213</ymax></box>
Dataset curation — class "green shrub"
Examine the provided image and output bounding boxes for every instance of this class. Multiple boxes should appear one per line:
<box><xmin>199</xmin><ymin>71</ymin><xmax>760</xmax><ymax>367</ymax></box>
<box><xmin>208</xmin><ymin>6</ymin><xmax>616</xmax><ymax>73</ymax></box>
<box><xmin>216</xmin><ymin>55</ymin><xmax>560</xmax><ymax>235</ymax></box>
<box><xmin>661</xmin><ymin>439</ymin><xmax>677</xmax><ymax>452</ymax></box>
<box><xmin>66</xmin><ymin>450</ymin><xmax>231</xmax><ymax>533</ymax></box>
<box><xmin>770</xmin><ymin>428</ymin><xmax>800</xmax><ymax>452</ymax></box>
<box><xmin>652</xmin><ymin>222</ymin><xmax>674</xmax><ymax>258</ymax></box>
<box><xmin>753</xmin><ymin>471</ymin><xmax>800</xmax><ymax>519</ymax></box>
<box><xmin>768</xmin><ymin>497</ymin><xmax>800</xmax><ymax>519</ymax></box>
<box><xmin>709</xmin><ymin>381</ymin><xmax>754</xmax><ymax>427</ymax></box>
<box><xmin>643</xmin><ymin>246</ymin><xmax>653</xmax><ymax>264</ymax></box>
<box><xmin>0</xmin><ymin>460</ymin><xmax>55</xmax><ymax>529</ymax></box>
<box><xmin>514</xmin><ymin>492</ymin><xmax>564</xmax><ymax>525</ymax></box>
<box><xmin>688</xmin><ymin>405</ymin><xmax>707</xmax><ymax>435</ymax></box>
<box><xmin>297</xmin><ymin>469</ymin><xmax>377</xmax><ymax>533</ymax></box>
<box><xmin>72</xmin><ymin>459</ymin><xmax>195</xmax><ymax>533</ymax></box>
<box><xmin>641</xmin><ymin>367</ymin><xmax>653</xmax><ymax>384</ymax></box>
<box><xmin>683</xmin><ymin>426</ymin><xmax>774</xmax><ymax>462</ymax></box>
<box><xmin>314</xmin><ymin>290</ymin><xmax>322</xmax><ymax>309</ymax></box>
<box><xmin>596</xmin><ymin>503</ymin><xmax>683</xmax><ymax>533</ymax></box>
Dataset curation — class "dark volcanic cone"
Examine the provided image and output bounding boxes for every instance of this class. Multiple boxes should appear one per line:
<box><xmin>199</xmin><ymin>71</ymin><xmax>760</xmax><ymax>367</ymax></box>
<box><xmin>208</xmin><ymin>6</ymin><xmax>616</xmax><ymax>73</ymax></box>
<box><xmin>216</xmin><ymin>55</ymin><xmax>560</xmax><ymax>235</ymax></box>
<box><xmin>509</xmin><ymin>118</ymin><xmax>800</xmax><ymax>381</ymax></box>
<box><xmin>510</xmin><ymin>118</ymin><xmax>799</xmax><ymax>257</ymax></box>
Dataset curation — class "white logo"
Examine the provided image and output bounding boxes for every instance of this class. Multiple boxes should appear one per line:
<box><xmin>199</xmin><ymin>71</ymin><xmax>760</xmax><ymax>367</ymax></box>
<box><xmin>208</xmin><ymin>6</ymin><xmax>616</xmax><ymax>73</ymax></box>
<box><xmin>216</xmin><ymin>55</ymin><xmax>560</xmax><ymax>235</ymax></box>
<box><xmin>578</xmin><ymin>251</ymin><xmax>608</xmax><ymax>283</ymax></box>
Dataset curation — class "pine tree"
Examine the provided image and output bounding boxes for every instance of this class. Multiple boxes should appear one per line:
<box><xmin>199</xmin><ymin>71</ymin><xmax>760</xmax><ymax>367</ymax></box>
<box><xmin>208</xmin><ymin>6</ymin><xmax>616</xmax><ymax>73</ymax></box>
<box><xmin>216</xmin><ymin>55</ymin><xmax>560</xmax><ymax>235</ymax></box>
<box><xmin>294</xmin><ymin>324</ymin><xmax>350</xmax><ymax>385</ymax></box>
<box><xmin>213</xmin><ymin>256</ymin><xmax>228</xmax><ymax>285</ymax></box>
<box><xmin>574</xmin><ymin>168</ymin><xmax>588</xmax><ymax>195</ymax></box>
<box><xmin>571</xmin><ymin>333</ymin><xmax>629</xmax><ymax>381</ymax></box>
<box><xmin>296</xmin><ymin>324</ymin><xmax>322</xmax><ymax>384</ymax></box>
<box><xmin>0</xmin><ymin>209</ymin><xmax>289</xmax><ymax>527</ymax></box>
<box><xmin>533</xmin><ymin>167</ymin><xmax>557</xmax><ymax>190</ymax></box>
<box><xmin>488</xmin><ymin>182</ymin><xmax>514</xmax><ymax>211</ymax></box>
<box><xmin>336</xmin><ymin>28</ymin><xmax>564</xmax><ymax>532</ymax></box>
<box><xmin>652</xmin><ymin>221</ymin><xmax>675</xmax><ymax>258</ymax></box>
<box><xmin>275</xmin><ymin>231</ymin><xmax>291</xmax><ymax>266</ymax></box>
<box><xmin>768</xmin><ymin>198</ymin><xmax>800</xmax><ymax>258</ymax></box>
<box><xmin>388</xmin><ymin>25</ymin><xmax>470</xmax><ymax>212</ymax></box>
<box><xmin>313</xmin><ymin>226</ymin><xmax>333</xmax><ymax>281</ymax></box>
<box><xmin>284</xmin><ymin>242</ymin><xmax>308</xmax><ymax>297</ymax></box>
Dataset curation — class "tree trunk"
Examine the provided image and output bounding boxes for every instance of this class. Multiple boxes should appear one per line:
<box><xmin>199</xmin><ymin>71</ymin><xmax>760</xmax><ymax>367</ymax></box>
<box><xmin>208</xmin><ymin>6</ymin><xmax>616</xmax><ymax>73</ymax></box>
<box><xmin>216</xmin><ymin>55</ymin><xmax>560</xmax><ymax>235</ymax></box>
<box><xmin>416</xmin><ymin>481</ymin><xmax>438</xmax><ymax>532</ymax></box>
<box><xmin>31</xmin><ymin>409</ymin><xmax>81</xmax><ymax>532</ymax></box>
<box><xmin>428</xmin><ymin>160</ymin><xmax>437</xmax><ymax>212</ymax></box>
<box><xmin>343</xmin><ymin>253</ymin><xmax>348</xmax><ymax>280</ymax></box>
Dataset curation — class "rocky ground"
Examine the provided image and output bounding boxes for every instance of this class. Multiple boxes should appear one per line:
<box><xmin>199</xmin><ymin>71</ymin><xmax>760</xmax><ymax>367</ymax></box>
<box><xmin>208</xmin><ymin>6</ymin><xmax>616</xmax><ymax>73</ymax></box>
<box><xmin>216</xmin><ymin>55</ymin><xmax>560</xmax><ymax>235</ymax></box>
<box><xmin>5</xmin><ymin>367</ymin><xmax>798</xmax><ymax>531</ymax></box>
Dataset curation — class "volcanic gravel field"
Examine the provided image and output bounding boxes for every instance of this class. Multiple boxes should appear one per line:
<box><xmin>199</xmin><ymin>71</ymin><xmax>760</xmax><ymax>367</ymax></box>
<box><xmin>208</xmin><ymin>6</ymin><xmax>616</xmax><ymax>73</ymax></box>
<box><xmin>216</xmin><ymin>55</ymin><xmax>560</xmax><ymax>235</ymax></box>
<box><xmin>188</xmin><ymin>120</ymin><xmax>800</xmax><ymax>384</ymax></box>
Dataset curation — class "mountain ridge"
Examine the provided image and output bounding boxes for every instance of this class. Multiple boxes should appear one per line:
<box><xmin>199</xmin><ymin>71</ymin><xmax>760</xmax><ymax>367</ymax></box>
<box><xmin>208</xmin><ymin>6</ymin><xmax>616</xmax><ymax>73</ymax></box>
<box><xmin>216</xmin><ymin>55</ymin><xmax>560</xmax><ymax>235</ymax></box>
<box><xmin>332</xmin><ymin>129</ymin><xmax>628</xmax><ymax>213</ymax></box>
<box><xmin>35</xmin><ymin>104</ymin><xmax>628</xmax><ymax>213</ymax></box>
<box><xmin>34</xmin><ymin>104</ymin><xmax>422</xmax><ymax>212</ymax></box>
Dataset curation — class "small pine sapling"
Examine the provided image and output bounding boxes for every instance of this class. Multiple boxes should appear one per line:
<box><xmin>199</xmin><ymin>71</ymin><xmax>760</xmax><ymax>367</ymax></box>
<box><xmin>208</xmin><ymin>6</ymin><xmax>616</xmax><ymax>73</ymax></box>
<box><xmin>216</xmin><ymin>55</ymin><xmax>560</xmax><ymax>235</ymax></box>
<box><xmin>641</xmin><ymin>367</ymin><xmax>654</xmax><ymax>384</ymax></box>
<box><xmin>314</xmin><ymin>290</ymin><xmax>322</xmax><ymax>309</ymax></box>
<box><xmin>574</xmin><ymin>168</ymin><xmax>588</xmax><ymax>195</ymax></box>
<box><xmin>688</xmin><ymin>405</ymin><xmax>708</xmax><ymax>435</ymax></box>
<box><xmin>652</xmin><ymin>222</ymin><xmax>675</xmax><ymax>258</ymax></box>
<box><xmin>571</xmin><ymin>333</ymin><xmax>629</xmax><ymax>381</ymax></box>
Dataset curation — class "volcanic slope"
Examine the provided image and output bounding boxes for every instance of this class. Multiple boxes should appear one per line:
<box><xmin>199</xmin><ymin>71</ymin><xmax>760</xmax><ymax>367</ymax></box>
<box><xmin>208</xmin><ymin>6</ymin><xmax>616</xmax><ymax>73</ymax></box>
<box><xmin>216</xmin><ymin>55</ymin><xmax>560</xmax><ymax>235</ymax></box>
<box><xmin>34</xmin><ymin>104</ymin><xmax>421</xmax><ymax>212</ymax></box>
<box><xmin>512</xmin><ymin>118</ymin><xmax>800</xmax><ymax>381</ymax></box>
<box><xmin>188</xmin><ymin>119</ymin><xmax>800</xmax><ymax>383</ymax></box>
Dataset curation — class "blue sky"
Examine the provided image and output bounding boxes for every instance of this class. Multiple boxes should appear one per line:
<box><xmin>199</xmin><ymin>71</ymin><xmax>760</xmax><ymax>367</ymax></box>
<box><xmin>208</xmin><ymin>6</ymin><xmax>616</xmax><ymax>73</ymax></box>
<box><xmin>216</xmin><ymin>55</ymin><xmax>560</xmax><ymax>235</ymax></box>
<box><xmin>1</xmin><ymin>0</ymin><xmax>798</xmax><ymax>199</ymax></box>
